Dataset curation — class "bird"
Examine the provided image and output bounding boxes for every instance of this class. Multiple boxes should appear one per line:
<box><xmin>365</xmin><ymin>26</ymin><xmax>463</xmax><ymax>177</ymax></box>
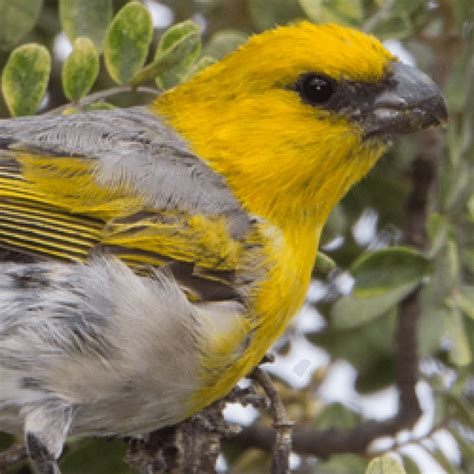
<box><xmin>0</xmin><ymin>21</ymin><xmax>447</xmax><ymax>473</ymax></box>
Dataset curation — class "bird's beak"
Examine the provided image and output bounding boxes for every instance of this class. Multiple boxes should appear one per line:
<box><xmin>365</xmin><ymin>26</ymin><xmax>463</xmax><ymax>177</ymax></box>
<box><xmin>364</xmin><ymin>61</ymin><xmax>448</xmax><ymax>139</ymax></box>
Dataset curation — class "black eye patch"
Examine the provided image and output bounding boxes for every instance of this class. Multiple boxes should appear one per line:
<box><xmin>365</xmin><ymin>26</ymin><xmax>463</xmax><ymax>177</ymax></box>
<box><xmin>297</xmin><ymin>73</ymin><xmax>335</xmax><ymax>105</ymax></box>
<box><xmin>290</xmin><ymin>72</ymin><xmax>394</xmax><ymax>119</ymax></box>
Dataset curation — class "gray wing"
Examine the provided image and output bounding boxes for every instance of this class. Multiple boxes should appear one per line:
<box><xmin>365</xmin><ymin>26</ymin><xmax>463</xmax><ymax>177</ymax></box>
<box><xmin>0</xmin><ymin>106</ymin><xmax>249</xmax><ymax>238</ymax></box>
<box><xmin>0</xmin><ymin>106</ymin><xmax>257</xmax><ymax>299</ymax></box>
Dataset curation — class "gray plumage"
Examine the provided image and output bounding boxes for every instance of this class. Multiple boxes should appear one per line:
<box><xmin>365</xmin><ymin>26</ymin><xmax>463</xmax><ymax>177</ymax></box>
<box><xmin>0</xmin><ymin>106</ymin><xmax>250</xmax><ymax>237</ymax></box>
<box><xmin>0</xmin><ymin>106</ymin><xmax>266</xmax><ymax>472</ymax></box>
<box><xmin>0</xmin><ymin>258</ymin><xmax>244</xmax><ymax>434</ymax></box>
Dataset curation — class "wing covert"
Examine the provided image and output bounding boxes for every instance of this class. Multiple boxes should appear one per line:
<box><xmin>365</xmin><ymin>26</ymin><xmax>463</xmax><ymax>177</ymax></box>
<box><xmin>0</xmin><ymin>107</ymin><xmax>254</xmax><ymax>303</ymax></box>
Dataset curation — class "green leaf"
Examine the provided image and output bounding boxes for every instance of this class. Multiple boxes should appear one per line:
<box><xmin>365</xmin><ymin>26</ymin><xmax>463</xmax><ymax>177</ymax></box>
<box><xmin>155</xmin><ymin>55</ymin><xmax>201</xmax><ymax>89</ymax></box>
<box><xmin>366</xmin><ymin>455</ymin><xmax>406</xmax><ymax>474</ymax></box>
<box><xmin>355</xmin><ymin>352</ymin><xmax>395</xmax><ymax>393</ymax></box>
<box><xmin>332</xmin><ymin>280</ymin><xmax>418</xmax><ymax>328</ymax></box>
<box><xmin>104</xmin><ymin>2</ymin><xmax>153</xmax><ymax>84</ymax></box>
<box><xmin>332</xmin><ymin>247</ymin><xmax>430</xmax><ymax>328</ymax></box>
<box><xmin>158</xmin><ymin>20</ymin><xmax>200</xmax><ymax>53</ymax></box>
<box><xmin>427</xmin><ymin>213</ymin><xmax>449</xmax><ymax>257</ymax></box>
<box><xmin>2</xmin><ymin>43</ymin><xmax>51</xmax><ymax>117</ymax></box>
<box><xmin>154</xmin><ymin>20</ymin><xmax>201</xmax><ymax>88</ymax></box>
<box><xmin>401</xmin><ymin>455</ymin><xmax>421</xmax><ymax>474</ymax></box>
<box><xmin>467</xmin><ymin>194</ymin><xmax>474</xmax><ymax>218</ymax></box>
<box><xmin>370</xmin><ymin>0</ymin><xmax>425</xmax><ymax>39</ymax></box>
<box><xmin>445</xmin><ymin>163</ymin><xmax>471</xmax><ymax>212</ymax></box>
<box><xmin>84</xmin><ymin>102</ymin><xmax>116</xmax><ymax>111</ymax></box>
<box><xmin>204</xmin><ymin>29</ymin><xmax>248</xmax><ymax>59</ymax></box>
<box><xmin>351</xmin><ymin>247</ymin><xmax>429</xmax><ymax>294</ymax></box>
<box><xmin>418</xmin><ymin>304</ymin><xmax>449</xmax><ymax>356</ymax></box>
<box><xmin>450</xmin><ymin>425</ymin><xmax>474</xmax><ymax>461</ymax></box>
<box><xmin>59</xmin><ymin>0</ymin><xmax>113</xmax><ymax>51</ymax></box>
<box><xmin>311</xmin><ymin>310</ymin><xmax>395</xmax><ymax>364</ymax></box>
<box><xmin>182</xmin><ymin>56</ymin><xmax>216</xmax><ymax>81</ymax></box>
<box><xmin>468</xmin><ymin>194</ymin><xmax>474</xmax><ymax>220</ymax></box>
<box><xmin>314</xmin><ymin>251</ymin><xmax>337</xmax><ymax>275</ymax></box>
<box><xmin>250</xmin><ymin>0</ymin><xmax>305</xmax><ymax>31</ymax></box>
<box><xmin>437</xmin><ymin>240</ymin><xmax>460</xmax><ymax>298</ymax></box>
<box><xmin>445</xmin><ymin>56</ymin><xmax>471</xmax><ymax>114</ymax></box>
<box><xmin>62</xmin><ymin>106</ymin><xmax>80</xmax><ymax>115</ymax></box>
<box><xmin>390</xmin><ymin>0</ymin><xmax>426</xmax><ymax>15</ymax></box>
<box><xmin>429</xmin><ymin>448</ymin><xmax>463</xmax><ymax>474</ymax></box>
<box><xmin>0</xmin><ymin>0</ymin><xmax>43</xmax><ymax>49</ymax></box>
<box><xmin>445</xmin><ymin>392</ymin><xmax>474</xmax><ymax>428</ymax></box>
<box><xmin>455</xmin><ymin>286</ymin><xmax>474</xmax><ymax>320</ymax></box>
<box><xmin>317</xmin><ymin>454</ymin><xmax>368</xmax><ymax>474</ymax></box>
<box><xmin>373</xmin><ymin>15</ymin><xmax>414</xmax><ymax>40</ymax></box>
<box><xmin>445</xmin><ymin>304</ymin><xmax>472</xmax><ymax>367</ymax></box>
<box><xmin>420</xmin><ymin>241</ymin><xmax>460</xmax><ymax>327</ymax></box>
<box><xmin>322</xmin><ymin>204</ymin><xmax>347</xmax><ymax>244</ymax></box>
<box><xmin>62</xmin><ymin>37</ymin><xmax>99</xmax><ymax>102</ymax></box>
<box><xmin>315</xmin><ymin>402</ymin><xmax>362</xmax><ymax>430</ymax></box>
<box><xmin>131</xmin><ymin>21</ymin><xmax>201</xmax><ymax>87</ymax></box>
<box><xmin>300</xmin><ymin>0</ymin><xmax>364</xmax><ymax>26</ymax></box>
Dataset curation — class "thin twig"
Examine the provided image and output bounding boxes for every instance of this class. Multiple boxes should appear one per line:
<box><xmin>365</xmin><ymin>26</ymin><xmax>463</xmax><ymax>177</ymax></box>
<box><xmin>251</xmin><ymin>368</ymin><xmax>293</xmax><ymax>474</ymax></box>
<box><xmin>44</xmin><ymin>86</ymin><xmax>161</xmax><ymax>116</ymax></box>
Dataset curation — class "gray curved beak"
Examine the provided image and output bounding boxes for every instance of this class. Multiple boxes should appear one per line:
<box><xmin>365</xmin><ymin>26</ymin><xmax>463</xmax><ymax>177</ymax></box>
<box><xmin>364</xmin><ymin>61</ymin><xmax>448</xmax><ymax>139</ymax></box>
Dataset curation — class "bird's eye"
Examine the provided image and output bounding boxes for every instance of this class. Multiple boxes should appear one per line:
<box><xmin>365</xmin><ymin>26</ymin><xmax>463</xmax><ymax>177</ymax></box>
<box><xmin>298</xmin><ymin>74</ymin><xmax>335</xmax><ymax>105</ymax></box>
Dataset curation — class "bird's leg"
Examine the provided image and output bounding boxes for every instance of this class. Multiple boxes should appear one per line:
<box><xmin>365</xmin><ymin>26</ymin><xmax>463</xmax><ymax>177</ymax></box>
<box><xmin>26</xmin><ymin>433</ymin><xmax>61</xmax><ymax>474</ymax></box>
<box><xmin>258</xmin><ymin>353</ymin><xmax>275</xmax><ymax>365</ymax></box>
<box><xmin>225</xmin><ymin>352</ymin><xmax>275</xmax><ymax>410</ymax></box>
<box><xmin>23</xmin><ymin>401</ymin><xmax>73</xmax><ymax>474</ymax></box>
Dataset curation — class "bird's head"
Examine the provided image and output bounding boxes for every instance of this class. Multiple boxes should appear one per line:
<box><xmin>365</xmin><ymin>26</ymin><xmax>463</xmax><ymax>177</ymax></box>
<box><xmin>155</xmin><ymin>22</ymin><xmax>447</xmax><ymax>231</ymax></box>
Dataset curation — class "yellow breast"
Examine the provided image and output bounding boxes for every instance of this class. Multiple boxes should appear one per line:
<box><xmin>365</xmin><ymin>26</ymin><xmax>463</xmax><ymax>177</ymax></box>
<box><xmin>187</xmin><ymin>221</ymin><xmax>319</xmax><ymax>415</ymax></box>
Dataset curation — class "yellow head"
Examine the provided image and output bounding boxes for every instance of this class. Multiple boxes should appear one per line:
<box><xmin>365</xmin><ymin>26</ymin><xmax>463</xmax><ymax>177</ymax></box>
<box><xmin>154</xmin><ymin>22</ymin><xmax>446</xmax><ymax>231</ymax></box>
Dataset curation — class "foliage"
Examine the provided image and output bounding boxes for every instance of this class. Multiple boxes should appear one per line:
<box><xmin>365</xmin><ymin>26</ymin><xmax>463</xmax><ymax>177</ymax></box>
<box><xmin>331</xmin><ymin>247</ymin><xmax>430</xmax><ymax>328</ymax></box>
<box><xmin>0</xmin><ymin>0</ymin><xmax>473</xmax><ymax>473</ymax></box>
<box><xmin>59</xmin><ymin>0</ymin><xmax>113</xmax><ymax>50</ymax></box>
<box><xmin>0</xmin><ymin>0</ymin><xmax>43</xmax><ymax>50</ymax></box>
<box><xmin>366</xmin><ymin>455</ymin><xmax>407</xmax><ymax>474</ymax></box>
<box><xmin>62</xmin><ymin>37</ymin><xmax>99</xmax><ymax>101</ymax></box>
<box><xmin>1</xmin><ymin>44</ymin><xmax>51</xmax><ymax>116</ymax></box>
<box><xmin>104</xmin><ymin>2</ymin><xmax>153</xmax><ymax>84</ymax></box>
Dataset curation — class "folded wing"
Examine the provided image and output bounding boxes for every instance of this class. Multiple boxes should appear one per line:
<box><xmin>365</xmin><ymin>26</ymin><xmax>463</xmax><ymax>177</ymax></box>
<box><xmin>0</xmin><ymin>107</ymin><xmax>254</xmax><ymax>303</ymax></box>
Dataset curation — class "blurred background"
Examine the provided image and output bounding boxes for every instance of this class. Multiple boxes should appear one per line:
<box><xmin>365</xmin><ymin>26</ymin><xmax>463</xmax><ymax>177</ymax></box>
<box><xmin>0</xmin><ymin>1</ymin><xmax>473</xmax><ymax>473</ymax></box>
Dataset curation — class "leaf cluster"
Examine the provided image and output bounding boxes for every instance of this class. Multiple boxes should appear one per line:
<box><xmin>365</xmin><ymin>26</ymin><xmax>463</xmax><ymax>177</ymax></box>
<box><xmin>0</xmin><ymin>0</ymin><xmax>213</xmax><ymax>116</ymax></box>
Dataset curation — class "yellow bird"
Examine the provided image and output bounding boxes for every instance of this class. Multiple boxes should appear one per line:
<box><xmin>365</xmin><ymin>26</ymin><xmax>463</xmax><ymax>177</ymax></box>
<box><xmin>0</xmin><ymin>22</ymin><xmax>446</xmax><ymax>472</ymax></box>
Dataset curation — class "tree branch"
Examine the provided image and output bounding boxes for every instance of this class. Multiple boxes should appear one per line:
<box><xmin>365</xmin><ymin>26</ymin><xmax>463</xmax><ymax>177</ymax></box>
<box><xmin>251</xmin><ymin>367</ymin><xmax>293</xmax><ymax>474</ymax></box>
<box><xmin>44</xmin><ymin>86</ymin><xmax>160</xmax><ymax>116</ymax></box>
<box><xmin>125</xmin><ymin>400</ymin><xmax>228</xmax><ymax>474</ymax></box>
<box><xmin>0</xmin><ymin>443</ymin><xmax>27</xmax><ymax>473</ymax></box>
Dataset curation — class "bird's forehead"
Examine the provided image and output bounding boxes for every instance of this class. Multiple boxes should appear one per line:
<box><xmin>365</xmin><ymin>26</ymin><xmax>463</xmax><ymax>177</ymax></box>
<box><xmin>245</xmin><ymin>22</ymin><xmax>395</xmax><ymax>84</ymax></box>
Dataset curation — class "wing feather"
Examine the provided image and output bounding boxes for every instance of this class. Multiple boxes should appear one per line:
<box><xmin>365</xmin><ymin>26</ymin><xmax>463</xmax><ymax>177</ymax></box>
<box><xmin>0</xmin><ymin>108</ymin><xmax>254</xmax><ymax>302</ymax></box>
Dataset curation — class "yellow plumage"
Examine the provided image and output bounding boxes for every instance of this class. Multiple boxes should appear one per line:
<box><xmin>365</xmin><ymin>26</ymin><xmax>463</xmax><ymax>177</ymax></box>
<box><xmin>154</xmin><ymin>23</ymin><xmax>393</xmax><ymax>411</ymax></box>
<box><xmin>155</xmin><ymin>23</ymin><xmax>392</xmax><ymax>229</ymax></box>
